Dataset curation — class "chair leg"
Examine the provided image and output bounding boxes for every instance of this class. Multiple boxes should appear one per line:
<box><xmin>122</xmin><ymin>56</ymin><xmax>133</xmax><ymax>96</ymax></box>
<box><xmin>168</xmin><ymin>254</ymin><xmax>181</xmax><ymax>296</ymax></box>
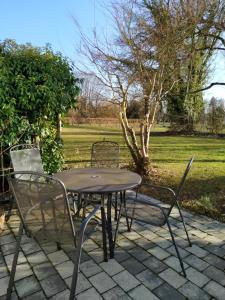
<box><xmin>176</xmin><ymin>202</ymin><xmax>192</xmax><ymax>247</ymax></box>
<box><xmin>69</xmin><ymin>246</ymin><xmax>82</xmax><ymax>300</ymax></box>
<box><xmin>6</xmin><ymin>222</ymin><xmax>23</xmax><ymax>300</ymax></box>
<box><xmin>166</xmin><ymin>219</ymin><xmax>186</xmax><ymax>277</ymax></box>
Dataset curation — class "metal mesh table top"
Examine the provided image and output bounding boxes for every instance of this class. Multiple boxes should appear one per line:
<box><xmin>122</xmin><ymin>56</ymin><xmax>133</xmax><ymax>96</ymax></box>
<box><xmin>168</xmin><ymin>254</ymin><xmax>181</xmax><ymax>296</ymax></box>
<box><xmin>55</xmin><ymin>168</ymin><xmax>142</xmax><ymax>193</ymax></box>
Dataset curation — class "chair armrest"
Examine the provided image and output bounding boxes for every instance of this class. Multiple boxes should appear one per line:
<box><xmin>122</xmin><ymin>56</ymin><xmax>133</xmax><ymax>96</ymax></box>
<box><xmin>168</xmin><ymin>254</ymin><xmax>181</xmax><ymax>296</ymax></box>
<box><xmin>139</xmin><ymin>183</ymin><xmax>176</xmax><ymax>198</ymax></box>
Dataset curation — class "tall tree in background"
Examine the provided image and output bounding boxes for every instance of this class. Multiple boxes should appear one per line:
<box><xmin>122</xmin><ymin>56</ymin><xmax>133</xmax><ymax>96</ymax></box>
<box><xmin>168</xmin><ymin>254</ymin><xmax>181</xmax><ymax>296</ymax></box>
<box><xmin>166</xmin><ymin>0</ymin><xmax>225</xmax><ymax>131</ymax></box>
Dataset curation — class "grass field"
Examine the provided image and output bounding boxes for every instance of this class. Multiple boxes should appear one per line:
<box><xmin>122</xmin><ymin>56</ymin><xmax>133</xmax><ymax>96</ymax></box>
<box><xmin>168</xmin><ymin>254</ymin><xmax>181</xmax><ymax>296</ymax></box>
<box><xmin>62</xmin><ymin>125</ymin><xmax>225</xmax><ymax>221</ymax></box>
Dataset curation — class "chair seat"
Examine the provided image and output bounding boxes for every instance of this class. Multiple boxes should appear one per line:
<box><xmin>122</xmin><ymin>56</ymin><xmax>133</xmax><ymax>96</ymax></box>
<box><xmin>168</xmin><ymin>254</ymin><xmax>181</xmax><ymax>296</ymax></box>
<box><xmin>123</xmin><ymin>192</ymin><xmax>170</xmax><ymax>226</ymax></box>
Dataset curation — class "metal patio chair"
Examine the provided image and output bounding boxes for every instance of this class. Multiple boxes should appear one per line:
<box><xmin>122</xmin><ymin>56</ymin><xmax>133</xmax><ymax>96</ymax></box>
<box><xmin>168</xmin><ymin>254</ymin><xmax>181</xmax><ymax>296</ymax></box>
<box><xmin>91</xmin><ymin>140</ymin><xmax>120</xmax><ymax>168</ymax></box>
<box><xmin>6</xmin><ymin>171</ymin><xmax>107</xmax><ymax>300</ymax></box>
<box><xmin>10</xmin><ymin>143</ymin><xmax>78</xmax><ymax>214</ymax></box>
<box><xmin>89</xmin><ymin>141</ymin><xmax>120</xmax><ymax>220</ymax></box>
<box><xmin>115</xmin><ymin>158</ymin><xmax>194</xmax><ymax>277</ymax></box>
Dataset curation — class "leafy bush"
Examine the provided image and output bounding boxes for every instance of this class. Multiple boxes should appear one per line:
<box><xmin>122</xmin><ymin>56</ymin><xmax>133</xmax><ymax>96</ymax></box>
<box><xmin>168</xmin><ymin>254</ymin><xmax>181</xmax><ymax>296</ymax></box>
<box><xmin>0</xmin><ymin>39</ymin><xmax>80</xmax><ymax>174</ymax></box>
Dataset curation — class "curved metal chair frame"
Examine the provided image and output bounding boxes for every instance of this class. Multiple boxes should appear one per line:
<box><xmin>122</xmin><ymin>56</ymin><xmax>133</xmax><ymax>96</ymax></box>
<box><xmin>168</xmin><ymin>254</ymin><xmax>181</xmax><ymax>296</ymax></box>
<box><xmin>91</xmin><ymin>140</ymin><xmax>120</xmax><ymax>168</ymax></box>
<box><xmin>6</xmin><ymin>171</ymin><xmax>107</xmax><ymax>300</ymax></box>
<box><xmin>90</xmin><ymin>140</ymin><xmax>120</xmax><ymax>220</ymax></box>
<box><xmin>116</xmin><ymin>158</ymin><xmax>194</xmax><ymax>277</ymax></box>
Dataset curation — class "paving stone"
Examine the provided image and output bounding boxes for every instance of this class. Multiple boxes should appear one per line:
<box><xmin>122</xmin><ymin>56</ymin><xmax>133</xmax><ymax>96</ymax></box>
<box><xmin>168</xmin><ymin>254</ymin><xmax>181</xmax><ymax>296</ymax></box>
<box><xmin>142</xmin><ymin>256</ymin><xmax>167</xmax><ymax>273</ymax></box>
<box><xmin>100</xmin><ymin>259</ymin><xmax>124</xmax><ymax>276</ymax></box>
<box><xmin>183</xmin><ymin>254</ymin><xmax>209</xmax><ymax>271</ymax></box>
<box><xmin>204</xmin><ymin>253</ymin><xmax>225</xmax><ymax>271</ymax></box>
<box><xmin>148</xmin><ymin>246</ymin><xmax>170</xmax><ymax>260</ymax></box>
<box><xmin>189</xmin><ymin>229</ymin><xmax>208</xmax><ymax>239</ymax></box>
<box><xmin>83</xmin><ymin>239</ymin><xmax>99</xmax><ymax>252</ymax></box>
<box><xmin>21</xmin><ymin>240</ymin><xmax>41</xmax><ymax>255</ymax></box>
<box><xmin>203</xmin><ymin>266</ymin><xmax>225</xmax><ymax>286</ymax></box>
<box><xmin>134</xmin><ymin>238</ymin><xmax>155</xmax><ymax>250</ymax></box>
<box><xmin>129</xmin><ymin>284</ymin><xmax>159</xmax><ymax>300</ymax></box>
<box><xmin>154</xmin><ymin>282</ymin><xmax>186</xmax><ymax>300</ymax></box>
<box><xmin>5</xmin><ymin>252</ymin><xmax>26</xmax><ymax>269</ymax></box>
<box><xmin>186</xmin><ymin>244</ymin><xmax>208</xmax><ymax>258</ymax></box>
<box><xmin>40</xmin><ymin>273</ymin><xmax>67</xmax><ymax>297</ymax></box>
<box><xmin>0</xmin><ymin>291</ymin><xmax>18</xmax><ymax>300</ymax></box>
<box><xmin>0</xmin><ymin>253</ymin><xmax>4</xmax><ymax>264</ymax></box>
<box><xmin>14</xmin><ymin>262</ymin><xmax>33</xmax><ymax>281</ymax></box>
<box><xmin>1</xmin><ymin>242</ymin><xmax>17</xmax><ymax>255</ymax></box>
<box><xmin>113</xmin><ymin>270</ymin><xmax>140</xmax><ymax>292</ymax></box>
<box><xmin>121</xmin><ymin>257</ymin><xmax>145</xmax><ymax>275</ymax></box>
<box><xmin>77</xmin><ymin>287</ymin><xmax>103</xmax><ymax>300</ymax></box>
<box><xmin>116</xmin><ymin>238</ymin><xmax>136</xmax><ymax>250</ymax></box>
<box><xmin>128</xmin><ymin>247</ymin><xmax>150</xmax><ymax>261</ymax></box>
<box><xmin>204</xmin><ymin>244</ymin><xmax>225</xmax><ymax>258</ymax></box>
<box><xmin>0</xmin><ymin>263</ymin><xmax>8</xmax><ymax>279</ymax></box>
<box><xmin>47</xmin><ymin>250</ymin><xmax>69</xmax><ymax>266</ymax></box>
<box><xmin>185</xmin><ymin>267</ymin><xmax>210</xmax><ymax>287</ymax></box>
<box><xmin>114</xmin><ymin>247</ymin><xmax>131</xmax><ymax>262</ymax></box>
<box><xmin>80</xmin><ymin>259</ymin><xmax>102</xmax><ymax>277</ymax></box>
<box><xmin>88</xmin><ymin>248</ymin><xmax>105</xmax><ymax>263</ymax></box>
<box><xmin>20</xmin><ymin>234</ymin><xmax>33</xmax><ymax>244</ymax></box>
<box><xmin>55</xmin><ymin>260</ymin><xmax>74</xmax><ymax>279</ymax></box>
<box><xmin>33</xmin><ymin>261</ymin><xmax>56</xmax><ymax>280</ymax></box>
<box><xmin>204</xmin><ymin>280</ymin><xmax>225</xmax><ymax>300</ymax></box>
<box><xmin>144</xmin><ymin>224</ymin><xmax>160</xmax><ymax>232</ymax></box>
<box><xmin>203</xmin><ymin>235</ymin><xmax>223</xmax><ymax>246</ymax></box>
<box><xmin>80</xmin><ymin>251</ymin><xmax>91</xmax><ymax>264</ymax></box>
<box><xmin>123</xmin><ymin>231</ymin><xmax>141</xmax><ymax>240</ymax></box>
<box><xmin>167</xmin><ymin>245</ymin><xmax>189</xmax><ymax>258</ymax></box>
<box><xmin>15</xmin><ymin>275</ymin><xmax>41</xmax><ymax>298</ymax></box>
<box><xmin>151</xmin><ymin>237</ymin><xmax>172</xmax><ymax>249</ymax></box>
<box><xmin>89</xmin><ymin>272</ymin><xmax>116</xmax><ymax>293</ymax></box>
<box><xmin>178</xmin><ymin>281</ymin><xmax>210</xmax><ymax>300</ymax></box>
<box><xmin>0</xmin><ymin>234</ymin><xmax>15</xmax><ymax>246</ymax></box>
<box><xmin>65</xmin><ymin>272</ymin><xmax>91</xmax><ymax>294</ymax></box>
<box><xmin>136</xmin><ymin>269</ymin><xmax>163</xmax><ymax>290</ymax></box>
<box><xmin>27</xmin><ymin>251</ymin><xmax>48</xmax><ymax>266</ymax></box>
<box><xmin>41</xmin><ymin>241</ymin><xmax>58</xmax><ymax>254</ymax></box>
<box><xmin>139</xmin><ymin>229</ymin><xmax>158</xmax><ymax>240</ymax></box>
<box><xmin>50</xmin><ymin>289</ymin><xmax>70</xmax><ymax>299</ymax></box>
<box><xmin>164</xmin><ymin>256</ymin><xmax>188</xmax><ymax>273</ymax></box>
<box><xmin>159</xmin><ymin>268</ymin><xmax>187</xmax><ymax>289</ymax></box>
<box><xmin>24</xmin><ymin>290</ymin><xmax>47</xmax><ymax>299</ymax></box>
<box><xmin>0</xmin><ymin>276</ymin><xmax>9</xmax><ymax>296</ymax></box>
<box><xmin>131</xmin><ymin>221</ymin><xmax>146</xmax><ymax>232</ymax></box>
<box><xmin>103</xmin><ymin>286</ymin><xmax>132</xmax><ymax>300</ymax></box>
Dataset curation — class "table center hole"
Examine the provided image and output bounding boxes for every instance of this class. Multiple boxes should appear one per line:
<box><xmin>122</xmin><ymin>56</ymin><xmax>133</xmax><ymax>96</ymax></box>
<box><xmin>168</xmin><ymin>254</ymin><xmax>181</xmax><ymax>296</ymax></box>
<box><xmin>91</xmin><ymin>175</ymin><xmax>101</xmax><ymax>179</ymax></box>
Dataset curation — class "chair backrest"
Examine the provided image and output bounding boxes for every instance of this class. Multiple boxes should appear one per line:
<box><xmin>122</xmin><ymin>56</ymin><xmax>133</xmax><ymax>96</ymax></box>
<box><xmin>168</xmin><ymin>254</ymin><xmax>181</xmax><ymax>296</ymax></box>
<box><xmin>10</xmin><ymin>144</ymin><xmax>44</xmax><ymax>179</ymax></box>
<box><xmin>91</xmin><ymin>141</ymin><xmax>120</xmax><ymax>168</ymax></box>
<box><xmin>176</xmin><ymin>157</ymin><xmax>194</xmax><ymax>200</ymax></box>
<box><xmin>8</xmin><ymin>171</ymin><xmax>76</xmax><ymax>249</ymax></box>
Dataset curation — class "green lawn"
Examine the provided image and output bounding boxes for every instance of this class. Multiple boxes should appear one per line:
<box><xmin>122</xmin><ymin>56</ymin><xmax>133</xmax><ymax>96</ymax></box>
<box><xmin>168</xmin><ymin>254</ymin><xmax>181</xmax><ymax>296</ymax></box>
<box><xmin>62</xmin><ymin>125</ymin><xmax>225</xmax><ymax>221</ymax></box>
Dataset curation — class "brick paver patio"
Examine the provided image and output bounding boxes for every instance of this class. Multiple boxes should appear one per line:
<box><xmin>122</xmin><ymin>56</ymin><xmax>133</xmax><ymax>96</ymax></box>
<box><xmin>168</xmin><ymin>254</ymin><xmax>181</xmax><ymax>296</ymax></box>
<box><xmin>1</xmin><ymin>205</ymin><xmax>225</xmax><ymax>300</ymax></box>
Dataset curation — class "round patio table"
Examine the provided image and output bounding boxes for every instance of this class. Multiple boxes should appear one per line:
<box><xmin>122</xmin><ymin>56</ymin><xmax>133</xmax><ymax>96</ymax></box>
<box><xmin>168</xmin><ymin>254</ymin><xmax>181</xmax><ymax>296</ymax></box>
<box><xmin>55</xmin><ymin>168</ymin><xmax>142</xmax><ymax>258</ymax></box>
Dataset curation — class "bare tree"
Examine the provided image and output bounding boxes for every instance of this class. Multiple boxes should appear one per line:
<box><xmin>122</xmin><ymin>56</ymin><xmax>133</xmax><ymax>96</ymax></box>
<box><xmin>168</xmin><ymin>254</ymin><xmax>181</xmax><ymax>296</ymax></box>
<box><xmin>77</xmin><ymin>0</ymin><xmax>225</xmax><ymax>175</ymax></box>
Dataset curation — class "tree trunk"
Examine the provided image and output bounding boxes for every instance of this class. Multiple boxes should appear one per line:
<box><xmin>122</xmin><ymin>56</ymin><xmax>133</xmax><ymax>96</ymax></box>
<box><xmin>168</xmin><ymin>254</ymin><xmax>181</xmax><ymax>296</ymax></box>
<box><xmin>56</xmin><ymin>114</ymin><xmax>62</xmax><ymax>142</ymax></box>
<box><xmin>134</xmin><ymin>156</ymin><xmax>150</xmax><ymax>177</ymax></box>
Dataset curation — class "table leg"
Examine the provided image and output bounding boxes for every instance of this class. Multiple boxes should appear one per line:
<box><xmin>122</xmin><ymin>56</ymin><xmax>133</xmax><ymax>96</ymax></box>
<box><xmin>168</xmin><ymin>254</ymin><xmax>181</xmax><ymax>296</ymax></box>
<box><xmin>107</xmin><ymin>193</ymin><xmax>114</xmax><ymax>258</ymax></box>
<box><xmin>101</xmin><ymin>204</ymin><xmax>108</xmax><ymax>262</ymax></box>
